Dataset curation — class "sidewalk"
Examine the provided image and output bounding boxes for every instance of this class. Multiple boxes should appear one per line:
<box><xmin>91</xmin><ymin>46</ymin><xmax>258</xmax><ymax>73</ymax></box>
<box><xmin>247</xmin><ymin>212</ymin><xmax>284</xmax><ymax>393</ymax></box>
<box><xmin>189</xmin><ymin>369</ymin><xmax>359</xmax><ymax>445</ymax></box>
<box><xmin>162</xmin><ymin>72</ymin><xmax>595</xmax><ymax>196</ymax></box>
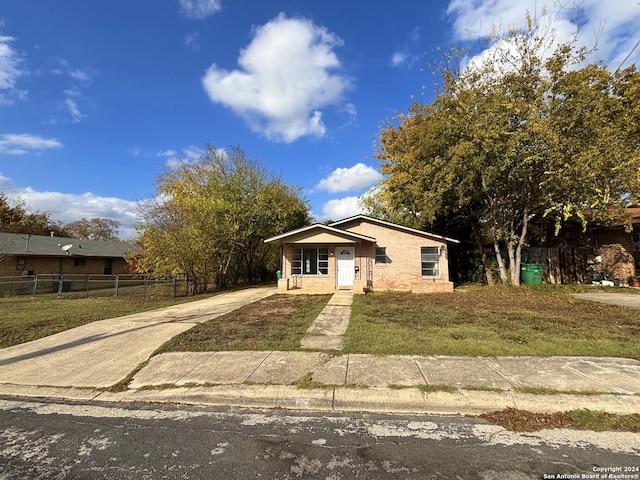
<box><xmin>0</xmin><ymin>288</ymin><xmax>639</xmax><ymax>416</ymax></box>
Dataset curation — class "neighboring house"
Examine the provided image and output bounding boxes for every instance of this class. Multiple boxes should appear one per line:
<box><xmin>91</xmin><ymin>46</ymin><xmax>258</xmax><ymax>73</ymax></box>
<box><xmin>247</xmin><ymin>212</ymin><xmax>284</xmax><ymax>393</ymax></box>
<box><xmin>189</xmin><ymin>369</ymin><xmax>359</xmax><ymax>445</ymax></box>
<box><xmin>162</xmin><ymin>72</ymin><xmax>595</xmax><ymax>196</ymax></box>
<box><xmin>523</xmin><ymin>207</ymin><xmax>640</xmax><ymax>284</ymax></box>
<box><xmin>589</xmin><ymin>207</ymin><xmax>640</xmax><ymax>281</ymax></box>
<box><xmin>0</xmin><ymin>232</ymin><xmax>137</xmax><ymax>278</ymax></box>
<box><xmin>264</xmin><ymin>215</ymin><xmax>459</xmax><ymax>294</ymax></box>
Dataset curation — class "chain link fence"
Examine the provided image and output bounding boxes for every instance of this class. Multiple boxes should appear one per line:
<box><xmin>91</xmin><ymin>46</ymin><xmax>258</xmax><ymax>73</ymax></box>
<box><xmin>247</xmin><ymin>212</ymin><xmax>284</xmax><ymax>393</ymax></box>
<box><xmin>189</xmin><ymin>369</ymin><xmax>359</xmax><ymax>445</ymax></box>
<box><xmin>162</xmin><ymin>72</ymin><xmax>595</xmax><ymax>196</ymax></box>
<box><xmin>0</xmin><ymin>274</ymin><xmax>190</xmax><ymax>298</ymax></box>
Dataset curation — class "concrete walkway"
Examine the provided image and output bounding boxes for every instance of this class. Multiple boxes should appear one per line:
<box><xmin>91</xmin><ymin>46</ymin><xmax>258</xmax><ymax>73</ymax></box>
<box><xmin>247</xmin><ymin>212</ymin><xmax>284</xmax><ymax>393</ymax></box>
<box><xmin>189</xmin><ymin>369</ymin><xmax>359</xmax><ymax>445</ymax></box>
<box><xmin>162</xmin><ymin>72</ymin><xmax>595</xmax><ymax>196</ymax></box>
<box><xmin>300</xmin><ymin>290</ymin><xmax>353</xmax><ymax>350</ymax></box>
<box><xmin>0</xmin><ymin>287</ymin><xmax>276</xmax><ymax>389</ymax></box>
<box><xmin>1</xmin><ymin>287</ymin><xmax>639</xmax><ymax>416</ymax></box>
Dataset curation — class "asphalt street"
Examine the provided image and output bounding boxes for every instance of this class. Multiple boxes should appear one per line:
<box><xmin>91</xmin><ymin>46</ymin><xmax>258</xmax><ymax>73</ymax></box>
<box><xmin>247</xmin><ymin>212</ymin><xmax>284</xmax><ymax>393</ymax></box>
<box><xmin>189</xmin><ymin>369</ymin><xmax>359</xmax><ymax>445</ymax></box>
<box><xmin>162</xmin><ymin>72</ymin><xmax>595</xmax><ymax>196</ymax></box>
<box><xmin>0</xmin><ymin>398</ymin><xmax>638</xmax><ymax>480</ymax></box>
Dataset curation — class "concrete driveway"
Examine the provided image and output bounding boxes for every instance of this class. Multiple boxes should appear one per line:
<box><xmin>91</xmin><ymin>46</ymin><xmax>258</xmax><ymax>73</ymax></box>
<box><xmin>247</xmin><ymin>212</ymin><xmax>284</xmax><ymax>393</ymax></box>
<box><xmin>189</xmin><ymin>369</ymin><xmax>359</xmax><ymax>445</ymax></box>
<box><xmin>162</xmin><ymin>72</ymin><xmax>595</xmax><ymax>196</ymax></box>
<box><xmin>0</xmin><ymin>287</ymin><xmax>275</xmax><ymax>389</ymax></box>
<box><xmin>572</xmin><ymin>292</ymin><xmax>640</xmax><ymax>310</ymax></box>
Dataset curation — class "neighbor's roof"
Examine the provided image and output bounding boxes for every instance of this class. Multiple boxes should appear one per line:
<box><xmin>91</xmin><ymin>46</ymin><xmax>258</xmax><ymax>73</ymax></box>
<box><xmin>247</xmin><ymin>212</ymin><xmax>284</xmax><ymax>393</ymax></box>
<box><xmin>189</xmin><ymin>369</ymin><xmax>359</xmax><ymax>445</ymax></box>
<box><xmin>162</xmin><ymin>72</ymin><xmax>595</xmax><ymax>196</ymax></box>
<box><xmin>264</xmin><ymin>223</ymin><xmax>376</xmax><ymax>244</ymax></box>
<box><xmin>0</xmin><ymin>232</ymin><xmax>140</xmax><ymax>258</ymax></box>
<box><xmin>330</xmin><ymin>215</ymin><xmax>460</xmax><ymax>244</ymax></box>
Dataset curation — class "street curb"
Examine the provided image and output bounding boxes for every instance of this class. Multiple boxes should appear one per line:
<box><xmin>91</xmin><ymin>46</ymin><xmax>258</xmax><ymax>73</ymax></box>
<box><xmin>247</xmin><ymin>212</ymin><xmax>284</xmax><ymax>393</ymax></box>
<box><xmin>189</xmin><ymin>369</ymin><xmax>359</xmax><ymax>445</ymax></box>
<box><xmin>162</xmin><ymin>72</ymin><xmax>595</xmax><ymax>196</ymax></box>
<box><xmin>2</xmin><ymin>384</ymin><xmax>639</xmax><ymax>417</ymax></box>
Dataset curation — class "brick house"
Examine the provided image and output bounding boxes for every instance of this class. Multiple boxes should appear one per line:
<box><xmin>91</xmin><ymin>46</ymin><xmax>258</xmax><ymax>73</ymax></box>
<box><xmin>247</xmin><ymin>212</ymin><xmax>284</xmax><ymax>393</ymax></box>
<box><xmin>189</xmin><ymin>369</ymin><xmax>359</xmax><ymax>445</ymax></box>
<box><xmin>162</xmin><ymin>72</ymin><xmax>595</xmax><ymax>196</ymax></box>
<box><xmin>264</xmin><ymin>215</ymin><xmax>459</xmax><ymax>294</ymax></box>
<box><xmin>0</xmin><ymin>232</ymin><xmax>137</xmax><ymax>278</ymax></box>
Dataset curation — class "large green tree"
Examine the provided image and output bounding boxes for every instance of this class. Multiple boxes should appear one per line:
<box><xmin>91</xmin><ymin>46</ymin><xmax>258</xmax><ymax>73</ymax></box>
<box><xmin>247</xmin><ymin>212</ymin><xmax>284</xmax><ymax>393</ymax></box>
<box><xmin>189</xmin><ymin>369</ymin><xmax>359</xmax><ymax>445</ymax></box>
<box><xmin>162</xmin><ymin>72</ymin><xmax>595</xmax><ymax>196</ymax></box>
<box><xmin>0</xmin><ymin>192</ymin><xmax>67</xmax><ymax>236</ymax></box>
<box><xmin>135</xmin><ymin>145</ymin><xmax>310</xmax><ymax>293</ymax></box>
<box><xmin>64</xmin><ymin>217</ymin><xmax>120</xmax><ymax>240</ymax></box>
<box><xmin>374</xmin><ymin>24</ymin><xmax>640</xmax><ymax>285</ymax></box>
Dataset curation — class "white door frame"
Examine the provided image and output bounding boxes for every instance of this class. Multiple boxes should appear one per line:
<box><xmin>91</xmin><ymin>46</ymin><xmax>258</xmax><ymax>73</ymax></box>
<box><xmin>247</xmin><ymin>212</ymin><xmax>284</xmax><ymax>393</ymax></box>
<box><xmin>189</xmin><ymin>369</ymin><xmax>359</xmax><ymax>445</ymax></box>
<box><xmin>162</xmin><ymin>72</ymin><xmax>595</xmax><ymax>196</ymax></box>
<box><xmin>336</xmin><ymin>246</ymin><xmax>355</xmax><ymax>287</ymax></box>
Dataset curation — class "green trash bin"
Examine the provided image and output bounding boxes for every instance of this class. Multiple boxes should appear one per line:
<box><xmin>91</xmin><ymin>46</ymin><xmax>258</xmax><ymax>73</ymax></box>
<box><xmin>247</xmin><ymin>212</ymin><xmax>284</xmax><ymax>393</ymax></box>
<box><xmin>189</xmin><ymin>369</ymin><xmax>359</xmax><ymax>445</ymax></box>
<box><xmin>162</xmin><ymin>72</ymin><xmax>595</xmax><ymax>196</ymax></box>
<box><xmin>521</xmin><ymin>264</ymin><xmax>543</xmax><ymax>285</ymax></box>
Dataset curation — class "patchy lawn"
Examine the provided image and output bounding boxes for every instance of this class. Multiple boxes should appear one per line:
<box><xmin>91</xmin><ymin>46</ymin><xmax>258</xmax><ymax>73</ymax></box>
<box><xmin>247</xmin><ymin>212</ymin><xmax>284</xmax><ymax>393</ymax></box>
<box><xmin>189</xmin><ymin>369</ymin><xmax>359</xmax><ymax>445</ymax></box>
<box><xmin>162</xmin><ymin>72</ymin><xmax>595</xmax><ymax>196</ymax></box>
<box><xmin>344</xmin><ymin>285</ymin><xmax>640</xmax><ymax>359</ymax></box>
<box><xmin>155</xmin><ymin>294</ymin><xmax>331</xmax><ymax>354</ymax></box>
<box><xmin>0</xmin><ymin>294</ymin><xmax>195</xmax><ymax>348</ymax></box>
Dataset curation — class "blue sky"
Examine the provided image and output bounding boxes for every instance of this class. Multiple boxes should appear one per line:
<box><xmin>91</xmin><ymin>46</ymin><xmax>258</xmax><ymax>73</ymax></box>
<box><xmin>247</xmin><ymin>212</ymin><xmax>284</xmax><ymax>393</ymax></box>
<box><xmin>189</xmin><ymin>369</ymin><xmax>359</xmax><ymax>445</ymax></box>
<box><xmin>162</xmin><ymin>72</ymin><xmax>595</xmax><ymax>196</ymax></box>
<box><xmin>1</xmin><ymin>0</ymin><xmax>639</xmax><ymax>238</ymax></box>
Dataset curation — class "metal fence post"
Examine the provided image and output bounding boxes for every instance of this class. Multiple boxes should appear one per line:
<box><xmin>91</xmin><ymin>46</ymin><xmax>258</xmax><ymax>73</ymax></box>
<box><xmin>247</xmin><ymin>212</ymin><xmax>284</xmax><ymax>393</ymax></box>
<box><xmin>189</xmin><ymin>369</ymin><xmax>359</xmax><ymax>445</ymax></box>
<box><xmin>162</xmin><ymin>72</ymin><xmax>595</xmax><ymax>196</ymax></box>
<box><xmin>114</xmin><ymin>274</ymin><xmax>119</xmax><ymax>297</ymax></box>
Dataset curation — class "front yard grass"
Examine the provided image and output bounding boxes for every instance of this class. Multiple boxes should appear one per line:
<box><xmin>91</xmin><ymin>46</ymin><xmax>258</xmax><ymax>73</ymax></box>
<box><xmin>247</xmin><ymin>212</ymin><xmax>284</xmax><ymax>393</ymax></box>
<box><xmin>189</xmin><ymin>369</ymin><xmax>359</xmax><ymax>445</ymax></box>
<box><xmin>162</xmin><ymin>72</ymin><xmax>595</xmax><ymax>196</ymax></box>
<box><xmin>344</xmin><ymin>285</ymin><xmax>640</xmax><ymax>359</ymax></box>
<box><xmin>0</xmin><ymin>294</ymin><xmax>196</xmax><ymax>348</ymax></box>
<box><xmin>155</xmin><ymin>294</ymin><xmax>331</xmax><ymax>354</ymax></box>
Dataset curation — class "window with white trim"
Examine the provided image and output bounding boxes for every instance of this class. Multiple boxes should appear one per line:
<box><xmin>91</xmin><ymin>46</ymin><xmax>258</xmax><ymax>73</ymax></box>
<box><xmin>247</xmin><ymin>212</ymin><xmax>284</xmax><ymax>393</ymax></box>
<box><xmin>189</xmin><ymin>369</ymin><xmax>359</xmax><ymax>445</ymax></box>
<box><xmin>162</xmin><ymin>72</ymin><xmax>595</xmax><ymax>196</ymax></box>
<box><xmin>421</xmin><ymin>246</ymin><xmax>440</xmax><ymax>276</ymax></box>
<box><xmin>292</xmin><ymin>248</ymin><xmax>329</xmax><ymax>275</ymax></box>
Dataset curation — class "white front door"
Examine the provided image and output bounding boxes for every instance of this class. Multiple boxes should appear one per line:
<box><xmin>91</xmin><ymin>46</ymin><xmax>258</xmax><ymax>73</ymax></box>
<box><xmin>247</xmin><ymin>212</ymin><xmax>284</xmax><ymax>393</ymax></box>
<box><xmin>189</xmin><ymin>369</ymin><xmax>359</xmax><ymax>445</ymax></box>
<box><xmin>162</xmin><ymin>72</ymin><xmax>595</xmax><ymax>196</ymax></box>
<box><xmin>336</xmin><ymin>247</ymin><xmax>355</xmax><ymax>287</ymax></box>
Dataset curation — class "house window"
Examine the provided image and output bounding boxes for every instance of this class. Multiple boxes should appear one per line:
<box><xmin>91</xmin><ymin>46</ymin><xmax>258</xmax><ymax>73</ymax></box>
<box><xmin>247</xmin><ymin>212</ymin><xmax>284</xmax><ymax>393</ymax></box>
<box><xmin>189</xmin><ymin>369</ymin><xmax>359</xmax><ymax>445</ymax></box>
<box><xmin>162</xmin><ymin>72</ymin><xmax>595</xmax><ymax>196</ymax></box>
<box><xmin>104</xmin><ymin>258</ymin><xmax>113</xmax><ymax>275</ymax></box>
<box><xmin>74</xmin><ymin>258</ymin><xmax>86</xmax><ymax>267</ymax></box>
<box><xmin>292</xmin><ymin>248</ymin><xmax>329</xmax><ymax>275</ymax></box>
<box><xmin>375</xmin><ymin>247</ymin><xmax>387</xmax><ymax>264</ymax></box>
<box><xmin>421</xmin><ymin>246</ymin><xmax>440</xmax><ymax>276</ymax></box>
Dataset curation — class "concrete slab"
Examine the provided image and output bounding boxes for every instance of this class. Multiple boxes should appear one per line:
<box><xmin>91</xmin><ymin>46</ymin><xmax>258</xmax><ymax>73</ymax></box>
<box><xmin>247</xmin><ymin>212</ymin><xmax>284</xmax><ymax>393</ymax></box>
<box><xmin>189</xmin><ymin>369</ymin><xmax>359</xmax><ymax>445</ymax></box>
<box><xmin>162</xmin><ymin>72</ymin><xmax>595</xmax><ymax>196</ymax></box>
<box><xmin>312</xmin><ymin>355</ymin><xmax>348</xmax><ymax>385</ymax></box>
<box><xmin>176</xmin><ymin>351</ymin><xmax>272</xmax><ymax>385</ymax></box>
<box><xmin>300</xmin><ymin>335</ymin><xmax>344</xmax><ymax>350</ymax></box>
<box><xmin>0</xmin><ymin>321</ymin><xmax>193</xmax><ymax>388</ymax></box>
<box><xmin>245</xmin><ymin>351</ymin><xmax>331</xmax><ymax>385</ymax></box>
<box><xmin>98</xmin><ymin>384</ymin><xmax>335</xmax><ymax>411</ymax></box>
<box><xmin>305</xmin><ymin>308</ymin><xmax>350</xmax><ymax>335</ymax></box>
<box><xmin>564</xmin><ymin>358</ymin><xmax>640</xmax><ymax>394</ymax></box>
<box><xmin>346</xmin><ymin>354</ymin><xmax>425</xmax><ymax>387</ymax></box>
<box><xmin>0</xmin><ymin>384</ymin><xmax>101</xmax><ymax>401</ymax></box>
<box><xmin>327</xmin><ymin>292</ymin><xmax>354</xmax><ymax>307</ymax></box>
<box><xmin>333</xmin><ymin>386</ymin><xmax>429</xmax><ymax>413</ymax></box>
<box><xmin>572</xmin><ymin>292</ymin><xmax>640</xmax><ymax>310</ymax></box>
<box><xmin>334</xmin><ymin>387</ymin><xmax>520</xmax><ymax>415</ymax></box>
<box><xmin>129</xmin><ymin>352</ymin><xmax>214</xmax><ymax>388</ymax></box>
<box><xmin>480</xmin><ymin>356</ymin><xmax>626</xmax><ymax>393</ymax></box>
<box><xmin>414</xmin><ymin>356</ymin><xmax>513</xmax><ymax>389</ymax></box>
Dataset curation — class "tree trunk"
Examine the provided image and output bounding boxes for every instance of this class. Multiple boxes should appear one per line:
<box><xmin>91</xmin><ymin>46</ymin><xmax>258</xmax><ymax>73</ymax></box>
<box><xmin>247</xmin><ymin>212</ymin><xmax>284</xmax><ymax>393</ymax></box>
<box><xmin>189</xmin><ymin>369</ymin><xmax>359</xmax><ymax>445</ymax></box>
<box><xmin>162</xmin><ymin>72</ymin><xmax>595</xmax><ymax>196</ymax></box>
<box><xmin>510</xmin><ymin>209</ymin><xmax>529</xmax><ymax>286</ymax></box>
<box><xmin>471</xmin><ymin>219</ymin><xmax>495</xmax><ymax>285</ymax></box>
<box><xmin>493</xmin><ymin>236</ymin><xmax>510</xmax><ymax>285</ymax></box>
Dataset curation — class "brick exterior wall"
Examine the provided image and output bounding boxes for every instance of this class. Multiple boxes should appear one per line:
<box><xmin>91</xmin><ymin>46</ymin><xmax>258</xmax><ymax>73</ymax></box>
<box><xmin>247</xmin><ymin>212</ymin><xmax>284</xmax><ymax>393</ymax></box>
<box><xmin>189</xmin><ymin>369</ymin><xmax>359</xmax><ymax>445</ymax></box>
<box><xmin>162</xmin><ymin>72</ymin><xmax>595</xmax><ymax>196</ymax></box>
<box><xmin>343</xmin><ymin>219</ymin><xmax>453</xmax><ymax>293</ymax></box>
<box><xmin>0</xmin><ymin>255</ymin><xmax>130</xmax><ymax>278</ymax></box>
<box><xmin>595</xmin><ymin>226</ymin><xmax>640</xmax><ymax>281</ymax></box>
<box><xmin>278</xmin><ymin>218</ymin><xmax>454</xmax><ymax>294</ymax></box>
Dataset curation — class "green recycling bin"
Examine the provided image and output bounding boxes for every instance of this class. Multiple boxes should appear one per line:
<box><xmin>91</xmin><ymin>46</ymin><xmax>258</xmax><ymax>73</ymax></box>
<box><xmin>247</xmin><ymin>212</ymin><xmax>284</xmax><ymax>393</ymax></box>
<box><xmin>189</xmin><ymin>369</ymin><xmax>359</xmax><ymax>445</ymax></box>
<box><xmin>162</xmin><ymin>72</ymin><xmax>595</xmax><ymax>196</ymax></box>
<box><xmin>521</xmin><ymin>264</ymin><xmax>543</xmax><ymax>285</ymax></box>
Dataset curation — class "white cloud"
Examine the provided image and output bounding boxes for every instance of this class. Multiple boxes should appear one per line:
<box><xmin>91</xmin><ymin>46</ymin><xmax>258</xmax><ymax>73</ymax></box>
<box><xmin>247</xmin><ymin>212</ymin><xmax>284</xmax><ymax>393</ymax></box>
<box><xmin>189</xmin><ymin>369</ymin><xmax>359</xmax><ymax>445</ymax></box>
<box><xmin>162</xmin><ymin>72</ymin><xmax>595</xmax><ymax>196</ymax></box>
<box><xmin>316</xmin><ymin>163</ymin><xmax>382</xmax><ymax>194</ymax></box>
<box><xmin>65</xmin><ymin>98</ymin><xmax>84</xmax><ymax>123</ymax></box>
<box><xmin>320</xmin><ymin>196</ymin><xmax>365</xmax><ymax>221</ymax></box>
<box><xmin>446</xmin><ymin>0</ymin><xmax>640</xmax><ymax>69</ymax></box>
<box><xmin>1</xmin><ymin>175</ymin><xmax>140</xmax><ymax>239</ymax></box>
<box><xmin>157</xmin><ymin>149</ymin><xmax>178</xmax><ymax>157</ymax></box>
<box><xmin>50</xmin><ymin>58</ymin><xmax>95</xmax><ymax>124</ymax></box>
<box><xmin>0</xmin><ymin>34</ymin><xmax>27</xmax><ymax>104</ymax></box>
<box><xmin>343</xmin><ymin>102</ymin><xmax>357</xmax><ymax>118</ymax></box>
<box><xmin>157</xmin><ymin>145</ymin><xmax>205</xmax><ymax>169</ymax></box>
<box><xmin>391</xmin><ymin>51</ymin><xmax>410</xmax><ymax>67</ymax></box>
<box><xmin>202</xmin><ymin>14</ymin><xmax>351</xmax><ymax>143</ymax></box>
<box><xmin>390</xmin><ymin>27</ymin><xmax>421</xmax><ymax>68</ymax></box>
<box><xmin>0</xmin><ymin>133</ymin><xmax>63</xmax><ymax>155</ymax></box>
<box><xmin>52</xmin><ymin>58</ymin><xmax>95</xmax><ymax>86</ymax></box>
<box><xmin>184</xmin><ymin>32</ymin><xmax>200</xmax><ymax>49</ymax></box>
<box><xmin>179</xmin><ymin>0</ymin><xmax>221</xmax><ymax>19</ymax></box>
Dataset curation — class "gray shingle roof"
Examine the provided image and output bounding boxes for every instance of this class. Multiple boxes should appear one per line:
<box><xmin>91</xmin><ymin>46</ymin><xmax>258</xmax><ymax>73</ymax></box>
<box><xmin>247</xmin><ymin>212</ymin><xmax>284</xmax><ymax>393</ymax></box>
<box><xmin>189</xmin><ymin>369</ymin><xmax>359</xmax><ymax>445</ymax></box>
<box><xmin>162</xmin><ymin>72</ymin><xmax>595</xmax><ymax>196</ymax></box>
<box><xmin>0</xmin><ymin>232</ymin><xmax>140</xmax><ymax>258</ymax></box>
